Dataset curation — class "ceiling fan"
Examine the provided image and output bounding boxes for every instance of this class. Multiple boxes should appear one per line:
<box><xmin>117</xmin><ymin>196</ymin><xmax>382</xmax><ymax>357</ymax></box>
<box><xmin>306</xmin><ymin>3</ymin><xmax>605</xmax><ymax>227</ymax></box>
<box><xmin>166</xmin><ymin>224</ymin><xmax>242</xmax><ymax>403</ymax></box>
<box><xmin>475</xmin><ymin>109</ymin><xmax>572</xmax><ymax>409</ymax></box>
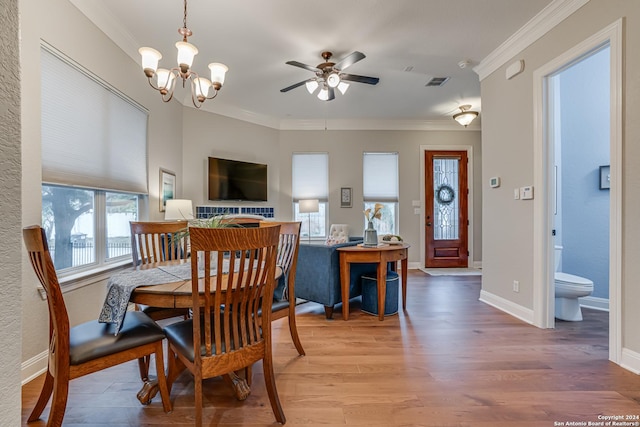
<box><xmin>280</xmin><ymin>51</ymin><xmax>379</xmax><ymax>101</ymax></box>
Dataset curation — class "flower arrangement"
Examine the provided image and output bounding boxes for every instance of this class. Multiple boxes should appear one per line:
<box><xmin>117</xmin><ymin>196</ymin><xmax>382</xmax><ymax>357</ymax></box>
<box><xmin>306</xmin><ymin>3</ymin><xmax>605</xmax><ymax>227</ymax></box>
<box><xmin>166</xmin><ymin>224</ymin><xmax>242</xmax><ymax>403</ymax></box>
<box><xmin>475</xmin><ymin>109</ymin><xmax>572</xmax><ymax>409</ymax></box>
<box><xmin>364</xmin><ymin>203</ymin><xmax>384</xmax><ymax>223</ymax></box>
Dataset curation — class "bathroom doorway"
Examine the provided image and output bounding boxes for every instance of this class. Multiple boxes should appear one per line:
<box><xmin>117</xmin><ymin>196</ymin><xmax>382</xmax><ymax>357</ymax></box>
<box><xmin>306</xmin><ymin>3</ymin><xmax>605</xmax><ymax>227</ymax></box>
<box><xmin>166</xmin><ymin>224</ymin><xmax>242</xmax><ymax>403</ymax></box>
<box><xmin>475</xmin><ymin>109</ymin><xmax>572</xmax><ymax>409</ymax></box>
<box><xmin>532</xmin><ymin>20</ymin><xmax>622</xmax><ymax>363</ymax></box>
<box><xmin>551</xmin><ymin>45</ymin><xmax>610</xmax><ymax>320</ymax></box>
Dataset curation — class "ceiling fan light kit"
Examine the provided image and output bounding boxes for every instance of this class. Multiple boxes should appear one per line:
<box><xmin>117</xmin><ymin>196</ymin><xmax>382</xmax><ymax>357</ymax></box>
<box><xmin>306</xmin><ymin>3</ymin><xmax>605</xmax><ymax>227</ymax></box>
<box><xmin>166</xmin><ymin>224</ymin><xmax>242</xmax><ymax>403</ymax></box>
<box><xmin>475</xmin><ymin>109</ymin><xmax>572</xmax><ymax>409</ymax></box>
<box><xmin>281</xmin><ymin>51</ymin><xmax>379</xmax><ymax>101</ymax></box>
<box><xmin>453</xmin><ymin>104</ymin><xmax>479</xmax><ymax>127</ymax></box>
<box><xmin>138</xmin><ymin>0</ymin><xmax>228</xmax><ymax>108</ymax></box>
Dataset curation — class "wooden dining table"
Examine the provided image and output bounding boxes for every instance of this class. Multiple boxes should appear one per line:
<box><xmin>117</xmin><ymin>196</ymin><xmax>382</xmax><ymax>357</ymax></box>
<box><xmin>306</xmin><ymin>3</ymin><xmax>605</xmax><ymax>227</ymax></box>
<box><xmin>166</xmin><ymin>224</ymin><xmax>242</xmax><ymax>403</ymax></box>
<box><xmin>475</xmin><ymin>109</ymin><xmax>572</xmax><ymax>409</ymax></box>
<box><xmin>120</xmin><ymin>259</ymin><xmax>282</xmax><ymax>405</ymax></box>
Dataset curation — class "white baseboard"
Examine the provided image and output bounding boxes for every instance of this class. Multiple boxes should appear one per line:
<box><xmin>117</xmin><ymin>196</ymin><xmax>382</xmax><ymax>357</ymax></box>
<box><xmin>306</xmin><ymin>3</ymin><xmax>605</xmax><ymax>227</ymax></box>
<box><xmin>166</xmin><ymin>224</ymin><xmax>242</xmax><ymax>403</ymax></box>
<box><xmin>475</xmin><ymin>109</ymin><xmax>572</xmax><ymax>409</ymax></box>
<box><xmin>407</xmin><ymin>261</ymin><xmax>481</xmax><ymax>270</ymax></box>
<box><xmin>22</xmin><ymin>350</ymin><xmax>48</xmax><ymax>385</ymax></box>
<box><xmin>580</xmin><ymin>295</ymin><xmax>609</xmax><ymax>312</ymax></box>
<box><xmin>620</xmin><ymin>348</ymin><xmax>640</xmax><ymax>375</ymax></box>
<box><xmin>479</xmin><ymin>289</ymin><xmax>534</xmax><ymax>325</ymax></box>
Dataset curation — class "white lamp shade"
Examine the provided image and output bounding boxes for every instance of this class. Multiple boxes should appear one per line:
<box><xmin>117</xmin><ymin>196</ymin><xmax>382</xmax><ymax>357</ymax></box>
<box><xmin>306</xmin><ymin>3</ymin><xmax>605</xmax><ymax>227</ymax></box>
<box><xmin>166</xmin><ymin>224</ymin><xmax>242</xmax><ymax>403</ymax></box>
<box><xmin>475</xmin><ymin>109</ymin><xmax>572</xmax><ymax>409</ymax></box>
<box><xmin>317</xmin><ymin>87</ymin><xmax>329</xmax><ymax>101</ymax></box>
<box><xmin>453</xmin><ymin>111</ymin><xmax>478</xmax><ymax>127</ymax></box>
<box><xmin>305</xmin><ymin>80</ymin><xmax>319</xmax><ymax>94</ymax></box>
<box><xmin>299</xmin><ymin>199</ymin><xmax>319</xmax><ymax>214</ymax></box>
<box><xmin>337</xmin><ymin>82</ymin><xmax>350</xmax><ymax>95</ymax></box>
<box><xmin>165</xmin><ymin>199</ymin><xmax>194</xmax><ymax>220</ymax></box>
<box><xmin>139</xmin><ymin>47</ymin><xmax>162</xmax><ymax>73</ymax></box>
<box><xmin>192</xmin><ymin>77</ymin><xmax>212</xmax><ymax>98</ymax></box>
<box><xmin>208</xmin><ymin>63</ymin><xmax>228</xmax><ymax>86</ymax></box>
<box><xmin>327</xmin><ymin>72</ymin><xmax>340</xmax><ymax>88</ymax></box>
<box><xmin>156</xmin><ymin>68</ymin><xmax>175</xmax><ymax>90</ymax></box>
<box><xmin>175</xmin><ymin>41</ymin><xmax>198</xmax><ymax>68</ymax></box>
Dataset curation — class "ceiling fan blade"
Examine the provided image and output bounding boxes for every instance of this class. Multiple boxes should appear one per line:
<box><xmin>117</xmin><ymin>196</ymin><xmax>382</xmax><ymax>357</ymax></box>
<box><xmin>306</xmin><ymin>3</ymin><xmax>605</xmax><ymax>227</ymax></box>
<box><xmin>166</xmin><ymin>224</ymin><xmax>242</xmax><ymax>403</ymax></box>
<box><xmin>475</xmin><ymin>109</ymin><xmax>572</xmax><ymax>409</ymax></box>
<box><xmin>280</xmin><ymin>79</ymin><xmax>309</xmax><ymax>93</ymax></box>
<box><xmin>285</xmin><ymin>60</ymin><xmax>321</xmax><ymax>73</ymax></box>
<box><xmin>340</xmin><ymin>73</ymin><xmax>380</xmax><ymax>85</ymax></box>
<box><xmin>327</xmin><ymin>87</ymin><xmax>335</xmax><ymax>101</ymax></box>
<box><xmin>333</xmin><ymin>51</ymin><xmax>365</xmax><ymax>71</ymax></box>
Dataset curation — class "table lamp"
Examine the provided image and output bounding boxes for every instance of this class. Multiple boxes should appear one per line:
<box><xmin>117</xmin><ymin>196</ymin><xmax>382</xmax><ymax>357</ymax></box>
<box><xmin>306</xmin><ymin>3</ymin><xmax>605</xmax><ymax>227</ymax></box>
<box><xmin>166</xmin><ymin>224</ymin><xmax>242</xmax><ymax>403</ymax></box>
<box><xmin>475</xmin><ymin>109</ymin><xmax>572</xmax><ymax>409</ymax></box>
<box><xmin>298</xmin><ymin>199</ymin><xmax>319</xmax><ymax>244</ymax></box>
<box><xmin>165</xmin><ymin>199</ymin><xmax>194</xmax><ymax>220</ymax></box>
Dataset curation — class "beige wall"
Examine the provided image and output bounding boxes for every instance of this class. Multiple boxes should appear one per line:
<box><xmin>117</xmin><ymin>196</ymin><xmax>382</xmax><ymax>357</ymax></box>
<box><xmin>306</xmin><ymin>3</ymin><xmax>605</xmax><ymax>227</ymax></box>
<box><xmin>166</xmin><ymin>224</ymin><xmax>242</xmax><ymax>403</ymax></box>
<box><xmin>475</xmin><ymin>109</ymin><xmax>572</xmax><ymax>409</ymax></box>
<box><xmin>481</xmin><ymin>0</ymin><xmax>640</xmax><ymax>353</ymax></box>
<box><xmin>278</xmin><ymin>130</ymin><xmax>483</xmax><ymax>264</ymax></box>
<box><xmin>1</xmin><ymin>0</ymin><xmax>22</xmax><ymax>422</ymax></box>
<box><xmin>181</xmin><ymin>108</ymin><xmax>281</xmax><ymax>208</ymax></box>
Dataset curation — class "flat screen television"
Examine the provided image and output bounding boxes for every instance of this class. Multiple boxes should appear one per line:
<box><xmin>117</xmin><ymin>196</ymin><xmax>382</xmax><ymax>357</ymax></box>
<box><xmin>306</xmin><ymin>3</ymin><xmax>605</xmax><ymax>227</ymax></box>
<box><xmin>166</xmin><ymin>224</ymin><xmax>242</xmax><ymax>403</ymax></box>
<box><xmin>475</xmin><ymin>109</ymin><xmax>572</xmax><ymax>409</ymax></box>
<box><xmin>208</xmin><ymin>157</ymin><xmax>268</xmax><ymax>201</ymax></box>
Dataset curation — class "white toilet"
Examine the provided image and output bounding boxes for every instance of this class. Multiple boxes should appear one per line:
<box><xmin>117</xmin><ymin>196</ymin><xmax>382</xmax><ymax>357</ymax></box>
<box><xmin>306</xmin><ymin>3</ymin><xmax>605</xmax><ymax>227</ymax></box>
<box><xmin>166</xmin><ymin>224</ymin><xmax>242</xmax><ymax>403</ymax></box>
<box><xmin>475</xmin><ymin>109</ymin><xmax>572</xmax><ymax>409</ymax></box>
<box><xmin>554</xmin><ymin>246</ymin><xmax>594</xmax><ymax>321</ymax></box>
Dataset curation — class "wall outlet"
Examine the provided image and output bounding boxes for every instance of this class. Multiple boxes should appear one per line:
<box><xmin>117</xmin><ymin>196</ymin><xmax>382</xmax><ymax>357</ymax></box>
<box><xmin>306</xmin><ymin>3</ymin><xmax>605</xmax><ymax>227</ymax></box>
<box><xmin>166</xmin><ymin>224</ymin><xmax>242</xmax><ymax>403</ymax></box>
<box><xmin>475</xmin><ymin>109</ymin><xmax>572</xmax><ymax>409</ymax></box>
<box><xmin>513</xmin><ymin>280</ymin><xmax>520</xmax><ymax>293</ymax></box>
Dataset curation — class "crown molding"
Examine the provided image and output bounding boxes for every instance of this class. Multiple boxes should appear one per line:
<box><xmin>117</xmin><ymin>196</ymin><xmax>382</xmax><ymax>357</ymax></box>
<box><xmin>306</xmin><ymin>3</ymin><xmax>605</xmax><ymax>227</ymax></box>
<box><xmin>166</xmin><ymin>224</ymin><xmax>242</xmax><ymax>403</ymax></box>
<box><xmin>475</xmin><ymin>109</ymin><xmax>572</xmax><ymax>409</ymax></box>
<box><xmin>196</xmin><ymin>103</ymin><xmax>480</xmax><ymax>131</ymax></box>
<box><xmin>474</xmin><ymin>0</ymin><xmax>591</xmax><ymax>81</ymax></box>
<box><xmin>278</xmin><ymin>118</ymin><xmax>480</xmax><ymax>131</ymax></box>
<box><xmin>69</xmin><ymin>0</ymin><xmax>140</xmax><ymax>64</ymax></box>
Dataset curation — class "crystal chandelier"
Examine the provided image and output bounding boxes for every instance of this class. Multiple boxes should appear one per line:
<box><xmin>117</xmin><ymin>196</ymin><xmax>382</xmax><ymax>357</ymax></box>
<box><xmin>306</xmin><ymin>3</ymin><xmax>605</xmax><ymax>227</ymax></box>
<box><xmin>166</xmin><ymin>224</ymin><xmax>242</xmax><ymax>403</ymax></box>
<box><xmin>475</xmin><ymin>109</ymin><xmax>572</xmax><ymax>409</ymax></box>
<box><xmin>138</xmin><ymin>0</ymin><xmax>228</xmax><ymax>108</ymax></box>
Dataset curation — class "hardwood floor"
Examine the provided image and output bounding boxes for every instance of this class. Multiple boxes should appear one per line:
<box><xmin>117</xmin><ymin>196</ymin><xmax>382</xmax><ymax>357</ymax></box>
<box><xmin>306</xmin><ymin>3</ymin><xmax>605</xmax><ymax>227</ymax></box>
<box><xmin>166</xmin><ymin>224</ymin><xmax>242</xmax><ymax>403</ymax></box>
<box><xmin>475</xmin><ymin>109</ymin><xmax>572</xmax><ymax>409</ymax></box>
<box><xmin>22</xmin><ymin>271</ymin><xmax>640</xmax><ymax>426</ymax></box>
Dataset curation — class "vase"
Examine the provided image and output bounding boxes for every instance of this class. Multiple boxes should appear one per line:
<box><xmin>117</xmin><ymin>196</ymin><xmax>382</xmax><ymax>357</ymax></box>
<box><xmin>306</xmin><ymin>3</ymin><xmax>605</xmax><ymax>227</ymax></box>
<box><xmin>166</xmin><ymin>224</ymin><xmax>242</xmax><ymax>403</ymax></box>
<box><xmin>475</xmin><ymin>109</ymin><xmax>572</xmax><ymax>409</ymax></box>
<box><xmin>363</xmin><ymin>221</ymin><xmax>378</xmax><ymax>247</ymax></box>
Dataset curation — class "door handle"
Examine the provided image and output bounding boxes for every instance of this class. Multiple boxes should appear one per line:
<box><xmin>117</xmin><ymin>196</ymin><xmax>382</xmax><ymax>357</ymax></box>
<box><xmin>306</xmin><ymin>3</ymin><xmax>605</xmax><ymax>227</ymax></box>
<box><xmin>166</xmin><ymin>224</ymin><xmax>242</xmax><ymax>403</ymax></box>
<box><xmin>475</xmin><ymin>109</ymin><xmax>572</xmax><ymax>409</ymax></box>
<box><xmin>426</xmin><ymin>222</ymin><xmax>432</xmax><ymax>226</ymax></box>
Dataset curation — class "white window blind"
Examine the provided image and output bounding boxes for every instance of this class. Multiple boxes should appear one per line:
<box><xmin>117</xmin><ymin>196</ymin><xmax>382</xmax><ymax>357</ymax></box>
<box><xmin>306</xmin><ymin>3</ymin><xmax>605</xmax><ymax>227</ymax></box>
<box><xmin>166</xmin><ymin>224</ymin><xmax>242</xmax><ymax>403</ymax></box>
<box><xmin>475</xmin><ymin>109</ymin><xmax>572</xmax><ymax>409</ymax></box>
<box><xmin>292</xmin><ymin>153</ymin><xmax>329</xmax><ymax>202</ymax></box>
<box><xmin>363</xmin><ymin>152</ymin><xmax>399</xmax><ymax>202</ymax></box>
<box><xmin>41</xmin><ymin>45</ymin><xmax>148</xmax><ymax>194</ymax></box>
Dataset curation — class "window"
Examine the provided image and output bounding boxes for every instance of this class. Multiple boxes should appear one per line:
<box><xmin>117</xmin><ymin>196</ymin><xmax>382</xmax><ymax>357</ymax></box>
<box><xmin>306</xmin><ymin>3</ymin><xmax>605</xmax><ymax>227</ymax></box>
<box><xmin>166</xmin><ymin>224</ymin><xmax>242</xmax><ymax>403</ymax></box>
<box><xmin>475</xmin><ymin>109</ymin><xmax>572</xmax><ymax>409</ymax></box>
<box><xmin>41</xmin><ymin>44</ymin><xmax>148</xmax><ymax>278</ymax></box>
<box><xmin>42</xmin><ymin>186</ymin><xmax>140</xmax><ymax>273</ymax></box>
<box><xmin>363</xmin><ymin>152</ymin><xmax>399</xmax><ymax>234</ymax></box>
<box><xmin>292</xmin><ymin>153</ymin><xmax>328</xmax><ymax>239</ymax></box>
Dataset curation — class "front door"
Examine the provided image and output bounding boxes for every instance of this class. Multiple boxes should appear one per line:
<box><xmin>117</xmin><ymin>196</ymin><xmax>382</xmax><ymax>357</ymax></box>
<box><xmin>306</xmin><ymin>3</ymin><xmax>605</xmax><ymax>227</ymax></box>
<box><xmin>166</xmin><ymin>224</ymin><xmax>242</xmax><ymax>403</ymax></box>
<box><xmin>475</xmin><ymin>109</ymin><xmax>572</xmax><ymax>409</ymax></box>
<box><xmin>425</xmin><ymin>150</ymin><xmax>468</xmax><ymax>268</ymax></box>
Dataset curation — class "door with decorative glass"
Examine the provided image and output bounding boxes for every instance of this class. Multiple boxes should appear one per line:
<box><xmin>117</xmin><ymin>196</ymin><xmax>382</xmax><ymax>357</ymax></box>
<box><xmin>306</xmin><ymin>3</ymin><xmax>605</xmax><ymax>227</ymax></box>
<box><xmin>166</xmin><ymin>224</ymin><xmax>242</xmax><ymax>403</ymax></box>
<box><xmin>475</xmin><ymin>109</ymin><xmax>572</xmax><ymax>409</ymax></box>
<box><xmin>425</xmin><ymin>150</ymin><xmax>468</xmax><ymax>267</ymax></box>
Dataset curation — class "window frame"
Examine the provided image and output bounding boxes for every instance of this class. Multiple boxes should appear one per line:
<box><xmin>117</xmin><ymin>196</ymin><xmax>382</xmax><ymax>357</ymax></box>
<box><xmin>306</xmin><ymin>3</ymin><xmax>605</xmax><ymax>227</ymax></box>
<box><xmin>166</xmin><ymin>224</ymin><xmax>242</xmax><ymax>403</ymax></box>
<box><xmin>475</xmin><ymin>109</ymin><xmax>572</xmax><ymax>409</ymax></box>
<box><xmin>42</xmin><ymin>185</ymin><xmax>147</xmax><ymax>284</ymax></box>
<box><xmin>292</xmin><ymin>153</ymin><xmax>329</xmax><ymax>240</ymax></box>
<box><xmin>363</xmin><ymin>152</ymin><xmax>399</xmax><ymax>235</ymax></box>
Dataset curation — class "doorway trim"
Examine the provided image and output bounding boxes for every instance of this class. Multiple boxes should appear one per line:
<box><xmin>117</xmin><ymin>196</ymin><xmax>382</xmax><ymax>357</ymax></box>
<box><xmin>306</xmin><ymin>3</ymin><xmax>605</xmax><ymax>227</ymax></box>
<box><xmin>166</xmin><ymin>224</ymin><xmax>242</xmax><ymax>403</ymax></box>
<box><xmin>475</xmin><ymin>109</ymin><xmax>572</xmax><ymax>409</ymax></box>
<box><xmin>420</xmin><ymin>145</ymin><xmax>474</xmax><ymax>269</ymax></box>
<box><xmin>532</xmin><ymin>19</ymin><xmax>622</xmax><ymax>363</ymax></box>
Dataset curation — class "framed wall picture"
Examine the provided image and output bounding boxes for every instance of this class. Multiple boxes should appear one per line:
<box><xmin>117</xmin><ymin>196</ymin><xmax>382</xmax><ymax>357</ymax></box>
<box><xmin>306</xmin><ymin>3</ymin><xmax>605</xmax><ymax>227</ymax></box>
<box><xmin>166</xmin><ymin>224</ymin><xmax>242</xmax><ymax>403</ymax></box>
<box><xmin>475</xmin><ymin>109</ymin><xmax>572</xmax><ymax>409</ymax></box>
<box><xmin>340</xmin><ymin>187</ymin><xmax>352</xmax><ymax>208</ymax></box>
<box><xmin>599</xmin><ymin>165</ymin><xmax>610</xmax><ymax>190</ymax></box>
<box><xmin>160</xmin><ymin>168</ymin><xmax>176</xmax><ymax>212</ymax></box>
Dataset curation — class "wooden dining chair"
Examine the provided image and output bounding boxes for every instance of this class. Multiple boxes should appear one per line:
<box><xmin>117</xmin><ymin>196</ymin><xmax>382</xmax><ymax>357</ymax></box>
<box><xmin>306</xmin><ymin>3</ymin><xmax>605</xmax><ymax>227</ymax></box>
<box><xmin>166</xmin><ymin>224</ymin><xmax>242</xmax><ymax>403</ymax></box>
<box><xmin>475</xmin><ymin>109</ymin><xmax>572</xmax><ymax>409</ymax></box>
<box><xmin>163</xmin><ymin>225</ymin><xmax>286</xmax><ymax>426</ymax></box>
<box><xmin>130</xmin><ymin>220</ymin><xmax>191</xmax><ymax>321</ymax></box>
<box><xmin>130</xmin><ymin>220</ymin><xmax>191</xmax><ymax>381</ymax></box>
<box><xmin>260</xmin><ymin>220</ymin><xmax>305</xmax><ymax>356</ymax></box>
<box><xmin>23</xmin><ymin>225</ymin><xmax>171</xmax><ymax>427</ymax></box>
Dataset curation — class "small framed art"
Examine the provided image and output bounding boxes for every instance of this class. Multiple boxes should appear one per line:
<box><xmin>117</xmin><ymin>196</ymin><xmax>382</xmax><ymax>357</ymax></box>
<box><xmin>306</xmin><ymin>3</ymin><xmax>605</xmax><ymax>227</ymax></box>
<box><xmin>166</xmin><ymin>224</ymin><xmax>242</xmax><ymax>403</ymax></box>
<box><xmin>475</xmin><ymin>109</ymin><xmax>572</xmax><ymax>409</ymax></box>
<box><xmin>160</xmin><ymin>168</ymin><xmax>176</xmax><ymax>212</ymax></box>
<box><xmin>340</xmin><ymin>187</ymin><xmax>352</xmax><ymax>208</ymax></box>
<box><xmin>599</xmin><ymin>165</ymin><xmax>610</xmax><ymax>190</ymax></box>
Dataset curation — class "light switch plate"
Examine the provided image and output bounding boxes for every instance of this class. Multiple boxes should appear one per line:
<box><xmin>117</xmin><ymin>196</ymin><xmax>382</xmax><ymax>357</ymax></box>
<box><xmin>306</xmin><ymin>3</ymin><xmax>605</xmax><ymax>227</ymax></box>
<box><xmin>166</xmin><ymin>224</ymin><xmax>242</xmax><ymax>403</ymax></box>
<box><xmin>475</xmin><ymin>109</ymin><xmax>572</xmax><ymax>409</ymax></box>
<box><xmin>514</xmin><ymin>188</ymin><xmax>520</xmax><ymax>200</ymax></box>
<box><xmin>521</xmin><ymin>186</ymin><xmax>534</xmax><ymax>200</ymax></box>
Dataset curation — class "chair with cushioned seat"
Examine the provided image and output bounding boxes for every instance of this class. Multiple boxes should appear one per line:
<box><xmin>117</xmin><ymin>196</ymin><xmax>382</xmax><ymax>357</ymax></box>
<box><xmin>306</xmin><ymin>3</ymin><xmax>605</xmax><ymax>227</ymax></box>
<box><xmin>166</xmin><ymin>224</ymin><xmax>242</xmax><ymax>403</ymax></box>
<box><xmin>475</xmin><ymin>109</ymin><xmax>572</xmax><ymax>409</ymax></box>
<box><xmin>260</xmin><ymin>220</ymin><xmax>305</xmax><ymax>356</ymax></box>
<box><xmin>23</xmin><ymin>225</ymin><xmax>171</xmax><ymax>427</ymax></box>
<box><xmin>163</xmin><ymin>225</ymin><xmax>285</xmax><ymax>427</ymax></box>
<box><xmin>130</xmin><ymin>220</ymin><xmax>191</xmax><ymax>380</ymax></box>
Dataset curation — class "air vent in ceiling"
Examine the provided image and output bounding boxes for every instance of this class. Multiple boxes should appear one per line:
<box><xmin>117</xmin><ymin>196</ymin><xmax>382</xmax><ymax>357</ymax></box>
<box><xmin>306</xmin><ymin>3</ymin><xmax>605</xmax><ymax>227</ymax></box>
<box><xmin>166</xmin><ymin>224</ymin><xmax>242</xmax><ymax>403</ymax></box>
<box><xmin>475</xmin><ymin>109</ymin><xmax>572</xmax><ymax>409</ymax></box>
<box><xmin>426</xmin><ymin>77</ymin><xmax>450</xmax><ymax>87</ymax></box>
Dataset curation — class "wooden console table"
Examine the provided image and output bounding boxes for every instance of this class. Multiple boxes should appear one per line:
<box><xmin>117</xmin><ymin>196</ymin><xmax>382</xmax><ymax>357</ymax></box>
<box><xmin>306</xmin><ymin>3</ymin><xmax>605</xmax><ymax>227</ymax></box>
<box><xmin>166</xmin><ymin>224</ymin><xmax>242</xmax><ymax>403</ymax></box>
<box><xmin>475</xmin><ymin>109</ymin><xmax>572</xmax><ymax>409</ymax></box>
<box><xmin>337</xmin><ymin>243</ymin><xmax>410</xmax><ymax>321</ymax></box>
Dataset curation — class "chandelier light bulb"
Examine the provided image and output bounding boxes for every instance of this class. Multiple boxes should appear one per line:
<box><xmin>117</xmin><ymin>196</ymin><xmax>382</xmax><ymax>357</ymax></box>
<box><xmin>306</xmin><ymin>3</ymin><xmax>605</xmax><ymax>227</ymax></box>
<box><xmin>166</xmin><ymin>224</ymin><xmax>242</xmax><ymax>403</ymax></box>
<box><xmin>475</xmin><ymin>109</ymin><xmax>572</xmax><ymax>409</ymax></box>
<box><xmin>156</xmin><ymin>68</ymin><xmax>174</xmax><ymax>92</ymax></box>
<box><xmin>208</xmin><ymin>63</ymin><xmax>228</xmax><ymax>88</ymax></box>
<box><xmin>192</xmin><ymin>77</ymin><xmax>212</xmax><ymax>100</ymax></box>
<box><xmin>139</xmin><ymin>47</ymin><xmax>162</xmax><ymax>77</ymax></box>
<box><xmin>175</xmin><ymin>41</ymin><xmax>198</xmax><ymax>71</ymax></box>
